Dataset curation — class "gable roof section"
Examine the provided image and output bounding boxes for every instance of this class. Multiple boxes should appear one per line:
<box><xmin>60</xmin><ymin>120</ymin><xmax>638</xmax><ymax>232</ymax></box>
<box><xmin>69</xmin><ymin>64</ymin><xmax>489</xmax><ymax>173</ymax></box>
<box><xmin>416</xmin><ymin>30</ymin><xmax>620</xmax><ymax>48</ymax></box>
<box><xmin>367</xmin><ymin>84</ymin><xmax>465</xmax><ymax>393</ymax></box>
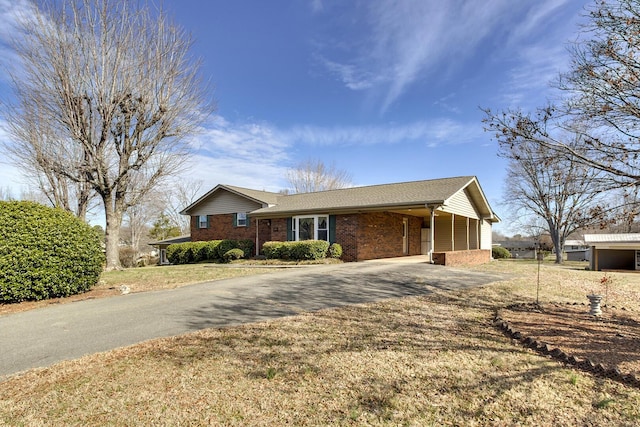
<box><xmin>250</xmin><ymin>176</ymin><xmax>498</xmax><ymax>220</ymax></box>
<box><xmin>180</xmin><ymin>184</ymin><xmax>281</xmax><ymax>215</ymax></box>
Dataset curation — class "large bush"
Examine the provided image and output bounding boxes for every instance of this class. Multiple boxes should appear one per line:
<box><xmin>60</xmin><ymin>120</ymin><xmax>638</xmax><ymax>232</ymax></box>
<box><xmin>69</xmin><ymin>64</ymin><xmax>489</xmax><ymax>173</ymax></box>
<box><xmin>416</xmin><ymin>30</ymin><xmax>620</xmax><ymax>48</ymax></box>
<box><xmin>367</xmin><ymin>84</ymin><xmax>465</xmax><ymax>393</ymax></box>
<box><xmin>492</xmin><ymin>246</ymin><xmax>511</xmax><ymax>259</ymax></box>
<box><xmin>0</xmin><ymin>201</ymin><xmax>105</xmax><ymax>303</ymax></box>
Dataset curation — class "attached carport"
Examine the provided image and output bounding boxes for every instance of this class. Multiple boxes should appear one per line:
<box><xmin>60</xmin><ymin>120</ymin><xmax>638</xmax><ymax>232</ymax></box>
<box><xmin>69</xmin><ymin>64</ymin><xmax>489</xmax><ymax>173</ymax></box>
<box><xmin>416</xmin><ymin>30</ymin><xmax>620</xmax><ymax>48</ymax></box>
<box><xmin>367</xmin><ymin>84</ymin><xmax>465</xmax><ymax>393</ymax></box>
<box><xmin>584</xmin><ymin>233</ymin><xmax>640</xmax><ymax>271</ymax></box>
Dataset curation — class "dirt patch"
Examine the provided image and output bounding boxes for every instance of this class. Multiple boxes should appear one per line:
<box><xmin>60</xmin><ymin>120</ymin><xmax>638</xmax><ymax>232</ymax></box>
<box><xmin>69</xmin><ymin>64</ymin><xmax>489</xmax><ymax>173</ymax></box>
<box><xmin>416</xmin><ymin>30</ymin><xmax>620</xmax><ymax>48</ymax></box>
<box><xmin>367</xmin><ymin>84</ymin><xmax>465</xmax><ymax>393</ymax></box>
<box><xmin>499</xmin><ymin>303</ymin><xmax>640</xmax><ymax>376</ymax></box>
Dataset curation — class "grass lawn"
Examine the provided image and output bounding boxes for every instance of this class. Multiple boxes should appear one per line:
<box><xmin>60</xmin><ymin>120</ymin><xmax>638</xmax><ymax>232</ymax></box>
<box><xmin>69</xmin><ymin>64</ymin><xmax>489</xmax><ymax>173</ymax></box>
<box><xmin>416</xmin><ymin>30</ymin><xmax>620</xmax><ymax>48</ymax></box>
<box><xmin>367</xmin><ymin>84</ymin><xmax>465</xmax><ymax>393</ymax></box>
<box><xmin>1</xmin><ymin>259</ymin><xmax>640</xmax><ymax>425</ymax></box>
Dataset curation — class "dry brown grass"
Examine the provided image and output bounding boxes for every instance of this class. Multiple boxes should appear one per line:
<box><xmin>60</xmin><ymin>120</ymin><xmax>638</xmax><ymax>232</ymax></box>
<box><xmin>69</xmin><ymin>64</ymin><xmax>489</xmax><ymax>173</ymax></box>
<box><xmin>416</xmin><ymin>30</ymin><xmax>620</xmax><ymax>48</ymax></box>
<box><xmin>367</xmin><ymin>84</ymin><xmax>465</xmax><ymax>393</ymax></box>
<box><xmin>0</xmin><ymin>264</ymin><xmax>285</xmax><ymax>316</ymax></box>
<box><xmin>1</xmin><ymin>260</ymin><xmax>640</xmax><ymax>426</ymax></box>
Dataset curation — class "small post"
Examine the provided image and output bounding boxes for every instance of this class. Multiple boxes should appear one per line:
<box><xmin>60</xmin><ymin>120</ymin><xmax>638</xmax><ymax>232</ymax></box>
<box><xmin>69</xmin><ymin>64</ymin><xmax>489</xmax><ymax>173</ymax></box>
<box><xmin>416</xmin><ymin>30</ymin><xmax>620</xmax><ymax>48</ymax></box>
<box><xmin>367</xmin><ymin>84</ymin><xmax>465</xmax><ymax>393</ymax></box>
<box><xmin>536</xmin><ymin>242</ymin><xmax>543</xmax><ymax>305</ymax></box>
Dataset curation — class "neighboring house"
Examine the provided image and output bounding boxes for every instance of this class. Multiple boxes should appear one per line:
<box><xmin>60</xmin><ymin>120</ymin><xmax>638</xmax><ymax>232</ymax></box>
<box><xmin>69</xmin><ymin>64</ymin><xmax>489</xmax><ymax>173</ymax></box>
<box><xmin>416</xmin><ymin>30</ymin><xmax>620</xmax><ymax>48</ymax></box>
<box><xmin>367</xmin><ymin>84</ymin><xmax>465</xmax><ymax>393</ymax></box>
<box><xmin>180</xmin><ymin>176</ymin><xmax>500</xmax><ymax>265</ymax></box>
<box><xmin>494</xmin><ymin>240</ymin><xmax>537</xmax><ymax>259</ymax></box>
<box><xmin>584</xmin><ymin>233</ymin><xmax>640</xmax><ymax>271</ymax></box>
<box><xmin>564</xmin><ymin>239</ymin><xmax>590</xmax><ymax>262</ymax></box>
<box><xmin>151</xmin><ymin>235</ymin><xmax>191</xmax><ymax>265</ymax></box>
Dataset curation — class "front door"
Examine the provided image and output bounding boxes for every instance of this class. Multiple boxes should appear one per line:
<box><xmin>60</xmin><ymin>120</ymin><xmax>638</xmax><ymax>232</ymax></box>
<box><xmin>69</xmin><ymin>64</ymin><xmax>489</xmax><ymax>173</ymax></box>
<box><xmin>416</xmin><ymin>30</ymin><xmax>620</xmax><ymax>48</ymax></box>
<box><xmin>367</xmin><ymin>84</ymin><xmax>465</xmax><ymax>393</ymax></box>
<box><xmin>402</xmin><ymin>218</ymin><xmax>409</xmax><ymax>255</ymax></box>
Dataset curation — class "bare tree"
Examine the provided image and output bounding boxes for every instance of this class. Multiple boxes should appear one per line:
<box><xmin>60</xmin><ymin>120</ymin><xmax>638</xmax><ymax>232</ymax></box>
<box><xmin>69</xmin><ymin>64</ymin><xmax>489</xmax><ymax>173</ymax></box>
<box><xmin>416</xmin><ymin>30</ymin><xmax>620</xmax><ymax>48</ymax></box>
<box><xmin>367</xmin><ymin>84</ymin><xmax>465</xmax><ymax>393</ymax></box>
<box><xmin>5</xmin><ymin>0</ymin><xmax>212</xmax><ymax>269</ymax></box>
<box><xmin>503</xmin><ymin>0</ymin><xmax>640</xmax><ymax>189</ymax></box>
<box><xmin>285</xmin><ymin>159</ymin><xmax>352</xmax><ymax>194</ymax></box>
<box><xmin>3</xmin><ymin>103</ymin><xmax>95</xmax><ymax>219</ymax></box>
<box><xmin>123</xmin><ymin>189</ymin><xmax>164</xmax><ymax>256</ymax></box>
<box><xmin>486</xmin><ymin>122</ymin><xmax>610</xmax><ymax>263</ymax></box>
<box><xmin>162</xmin><ymin>178</ymin><xmax>203</xmax><ymax>235</ymax></box>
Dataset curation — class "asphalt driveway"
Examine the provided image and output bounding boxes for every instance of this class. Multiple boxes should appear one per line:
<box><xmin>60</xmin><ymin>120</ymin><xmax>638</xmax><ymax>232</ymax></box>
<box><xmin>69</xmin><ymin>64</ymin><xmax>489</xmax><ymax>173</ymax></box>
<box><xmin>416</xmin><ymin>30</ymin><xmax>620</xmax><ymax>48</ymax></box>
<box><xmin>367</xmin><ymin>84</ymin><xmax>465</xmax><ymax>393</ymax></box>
<box><xmin>0</xmin><ymin>258</ymin><xmax>507</xmax><ymax>379</ymax></box>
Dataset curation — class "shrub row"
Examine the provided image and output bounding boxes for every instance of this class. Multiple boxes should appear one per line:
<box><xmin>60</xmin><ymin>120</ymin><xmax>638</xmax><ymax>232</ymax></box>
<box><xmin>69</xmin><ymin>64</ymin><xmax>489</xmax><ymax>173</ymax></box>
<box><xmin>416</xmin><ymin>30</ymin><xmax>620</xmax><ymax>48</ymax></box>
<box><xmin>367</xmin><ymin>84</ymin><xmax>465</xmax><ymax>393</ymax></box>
<box><xmin>262</xmin><ymin>240</ymin><xmax>342</xmax><ymax>261</ymax></box>
<box><xmin>0</xmin><ymin>201</ymin><xmax>105</xmax><ymax>303</ymax></box>
<box><xmin>166</xmin><ymin>239</ymin><xmax>253</xmax><ymax>264</ymax></box>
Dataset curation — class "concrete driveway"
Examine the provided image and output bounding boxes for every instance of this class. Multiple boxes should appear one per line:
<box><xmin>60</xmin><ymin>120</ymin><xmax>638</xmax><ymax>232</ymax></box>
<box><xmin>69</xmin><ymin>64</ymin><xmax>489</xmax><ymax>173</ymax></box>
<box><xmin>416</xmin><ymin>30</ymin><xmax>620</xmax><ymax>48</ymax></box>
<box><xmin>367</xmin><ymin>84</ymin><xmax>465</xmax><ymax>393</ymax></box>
<box><xmin>0</xmin><ymin>258</ymin><xmax>507</xmax><ymax>380</ymax></box>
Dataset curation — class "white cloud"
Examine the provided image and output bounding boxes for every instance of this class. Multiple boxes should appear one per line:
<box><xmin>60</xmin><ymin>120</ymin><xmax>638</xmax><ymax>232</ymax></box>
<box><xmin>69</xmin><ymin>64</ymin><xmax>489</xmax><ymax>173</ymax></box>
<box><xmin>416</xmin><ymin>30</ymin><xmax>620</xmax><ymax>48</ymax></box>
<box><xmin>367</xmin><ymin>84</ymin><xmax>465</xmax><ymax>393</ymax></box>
<box><xmin>287</xmin><ymin>118</ymin><xmax>482</xmax><ymax>148</ymax></box>
<box><xmin>497</xmin><ymin>0</ymin><xmax>581</xmax><ymax>108</ymax></box>
<box><xmin>316</xmin><ymin>0</ymin><xmax>583</xmax><ymax>113</ymax></box>
<box><xmin>176</xmin><ymin>114</ymin><xmax>484</xmax><ymax>195</ymax></box>
<box><xmin>316</xmin><ymin>0</ymin><xmax>515</xmax><ymax>112</ymax></box>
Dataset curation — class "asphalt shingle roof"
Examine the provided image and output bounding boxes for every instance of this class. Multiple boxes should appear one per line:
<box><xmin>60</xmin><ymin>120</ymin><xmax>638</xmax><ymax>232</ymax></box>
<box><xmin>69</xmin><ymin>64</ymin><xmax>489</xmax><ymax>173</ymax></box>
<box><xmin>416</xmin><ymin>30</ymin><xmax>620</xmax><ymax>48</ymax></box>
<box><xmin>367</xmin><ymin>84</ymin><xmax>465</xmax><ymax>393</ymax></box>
<box><xmin>223</xmin><ymin>185</ymin><xmax>281</xmax><ymax>206</ymax></box>
<box><xmin>250</xmin><ymin>176</ymin><xmax>476</xmax><ymax>216</ymax></box>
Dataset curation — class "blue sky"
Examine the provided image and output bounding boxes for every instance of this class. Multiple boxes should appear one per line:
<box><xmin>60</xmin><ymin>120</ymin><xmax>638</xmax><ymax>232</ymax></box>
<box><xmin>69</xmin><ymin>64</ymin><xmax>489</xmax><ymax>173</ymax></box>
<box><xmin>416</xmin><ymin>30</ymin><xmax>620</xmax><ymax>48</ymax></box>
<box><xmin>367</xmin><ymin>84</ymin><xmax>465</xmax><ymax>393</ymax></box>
<box><xmin>0</xmin><ymin>0</ymin><xmax>588</xmax><ymax>233</ymax></box>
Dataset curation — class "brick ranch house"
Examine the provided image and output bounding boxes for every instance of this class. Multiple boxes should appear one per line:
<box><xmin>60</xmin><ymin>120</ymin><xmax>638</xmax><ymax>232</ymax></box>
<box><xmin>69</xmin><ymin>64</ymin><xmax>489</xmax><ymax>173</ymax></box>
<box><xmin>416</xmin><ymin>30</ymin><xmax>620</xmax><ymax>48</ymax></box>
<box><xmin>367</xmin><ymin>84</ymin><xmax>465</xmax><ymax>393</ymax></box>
<box><xmin>179</xmin><ymin>176</ymin><xmax>500</xmax><ymax>265</ymax></box>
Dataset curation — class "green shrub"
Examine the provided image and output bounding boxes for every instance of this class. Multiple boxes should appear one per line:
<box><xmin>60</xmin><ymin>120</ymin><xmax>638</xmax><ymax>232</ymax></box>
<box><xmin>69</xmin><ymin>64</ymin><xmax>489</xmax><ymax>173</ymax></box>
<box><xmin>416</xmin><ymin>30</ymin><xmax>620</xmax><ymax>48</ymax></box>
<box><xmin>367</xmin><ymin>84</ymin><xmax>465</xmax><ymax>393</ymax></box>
<box><xmin>166</xmin><ymin>239</ymin><xmax>253</xmax><ymax>264</ymax></box>
<box><xmin>328</xmin><ymin>243</ymin><xmax>343</xmax><ymax>259</ymax></box>
<box><xmin>216</xmin><ymin>240</ymin><xmax>237</xmax><ymax>260</ymax></box>
<box><xmin>190</xmin><ymin>241</ymin><xmax>210</xmax><ymax>263</ymax></box>
<box><xmin>166</xmin><ymin>243</ymin><xmax>186</xmax><ymax>264</ymax></box>
<box><xmin>262</xmin><ymin>240</ymin><xmax>329</xmax><ymax>261</ymax></box>
<box><xmin>236</xmin><ymin>239</ymin><xmax>254</xmax><ymax>257</ymax></box>
<box><xmin>492</xmin><ymin>246</ymin><xmax>511</xmax><ymax>259</ymax></box>
<box><xmin>0</xmin><ymin>201</ymin><xmax>105</xmax><ymax>303</ymax></box>
<box><xmin>293</xmin><ymin>240</ymin><xmax>330</xmax><ymax>260</ymax></box>
<box><xmin>262</xmin><ymin>241</ymin><xmax>284</xmax><ymax>259</ymax></box>
<box><xmin>204</xmin><ymin>240</ymin><xmax>223</xmax><ymax>260</ymax></box>
<box><xmin>223</xmin><ymin>248</ymin><xmax>244</xmax><ymax>262</ymax></box>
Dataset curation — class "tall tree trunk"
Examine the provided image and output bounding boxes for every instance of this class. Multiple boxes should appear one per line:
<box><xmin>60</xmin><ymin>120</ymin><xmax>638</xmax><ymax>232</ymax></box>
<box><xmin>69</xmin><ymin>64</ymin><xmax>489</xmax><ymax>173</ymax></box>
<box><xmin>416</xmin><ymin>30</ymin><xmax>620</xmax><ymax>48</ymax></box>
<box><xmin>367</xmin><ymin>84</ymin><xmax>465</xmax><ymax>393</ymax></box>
<box><xmin>103</xmin><ymin>193</ymin><xmax>124</xmax><ymax>271</ymax></box>
<box><xmin>549</xmin><ymin>229</ymin><xmax>563</xmax><ymax>264</ymax></box>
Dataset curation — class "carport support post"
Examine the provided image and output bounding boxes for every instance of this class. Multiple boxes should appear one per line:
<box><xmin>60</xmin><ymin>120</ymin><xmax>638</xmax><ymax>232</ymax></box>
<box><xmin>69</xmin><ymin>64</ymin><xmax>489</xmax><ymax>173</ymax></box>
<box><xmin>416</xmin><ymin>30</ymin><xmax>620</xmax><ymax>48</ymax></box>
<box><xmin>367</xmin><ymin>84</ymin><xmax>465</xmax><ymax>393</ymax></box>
<box><xmin>429</xmin><ymin>206</ymin><xmax>436</xmax><ymax>264</ymax></box>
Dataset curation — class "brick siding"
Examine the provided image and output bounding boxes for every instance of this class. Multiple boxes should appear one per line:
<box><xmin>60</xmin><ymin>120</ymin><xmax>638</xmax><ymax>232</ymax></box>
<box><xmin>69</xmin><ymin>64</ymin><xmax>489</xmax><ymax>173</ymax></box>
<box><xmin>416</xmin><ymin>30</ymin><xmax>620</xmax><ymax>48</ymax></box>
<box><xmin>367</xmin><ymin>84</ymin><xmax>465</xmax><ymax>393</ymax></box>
<box><xmin>432</xmin><ymin>250</ymin><xmax>491</xmax><ymax>266</ymax></box>
<box><xmin>190</xmin><ymin>214</ymin><xmax>267</xmax><ymax>256</ymax></box>
<box><xmin>191</xmin><ymin>212</ymin><xmax>489</xmax><ymax>265</ymax></box>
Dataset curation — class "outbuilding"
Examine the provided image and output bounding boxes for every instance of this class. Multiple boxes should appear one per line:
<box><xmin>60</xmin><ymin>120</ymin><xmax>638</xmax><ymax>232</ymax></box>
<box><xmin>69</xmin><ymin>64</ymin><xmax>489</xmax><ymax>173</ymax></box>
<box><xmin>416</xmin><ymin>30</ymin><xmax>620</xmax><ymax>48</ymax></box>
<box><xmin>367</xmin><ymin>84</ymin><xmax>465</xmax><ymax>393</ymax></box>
<box><xmin>584</xmin><ymin>233</ymin><xmax>640</xmax><ymax>271</ymax></box>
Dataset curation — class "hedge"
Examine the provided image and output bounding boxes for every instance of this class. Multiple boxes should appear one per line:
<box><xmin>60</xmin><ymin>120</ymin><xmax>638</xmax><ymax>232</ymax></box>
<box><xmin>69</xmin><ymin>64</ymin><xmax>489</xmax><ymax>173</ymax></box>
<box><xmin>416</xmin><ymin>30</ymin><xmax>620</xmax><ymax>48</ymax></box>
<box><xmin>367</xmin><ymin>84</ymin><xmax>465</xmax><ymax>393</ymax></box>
<box><xmin>262</xmin><ymin>240</ymin><xmax>331</xmax><ymax>261</ymax></box>
<box><xmin>0</xmin><ymin>201</ymin><xmax>105</xmax><ymax>303</ymax></box>
<box><xmin>492</xmin><ymin>246</ymin><xmax>511</xmax><ymax>259</ymax></box>
<box><xmin>328</xmin><ymin>243</ymin><xmax>343</xmax><ymax>259</ymax></box>
<box><xmin>166</xmin><ymin>239</ymin><xmax>253</xmax><ymax>264</ymax></box>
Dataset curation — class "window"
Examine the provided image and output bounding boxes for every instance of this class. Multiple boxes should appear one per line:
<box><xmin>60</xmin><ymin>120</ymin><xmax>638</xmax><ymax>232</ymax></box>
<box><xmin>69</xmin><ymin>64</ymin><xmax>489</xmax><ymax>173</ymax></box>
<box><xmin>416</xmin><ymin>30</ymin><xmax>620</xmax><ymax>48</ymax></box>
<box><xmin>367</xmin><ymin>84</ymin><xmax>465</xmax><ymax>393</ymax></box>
<box><xmin>236</xmin><ymin>212</ymin><xmax>247</xmax><ymax>227</ymax></box>
<box><xmin>292</xmin><ymin>215</ymin><xmax>329</xmax><ymax>241</ymax></box>
<box><xmin>198</xmin><ymin>215</ymin><xmax>208</xmax><ymax>229</ymax></box>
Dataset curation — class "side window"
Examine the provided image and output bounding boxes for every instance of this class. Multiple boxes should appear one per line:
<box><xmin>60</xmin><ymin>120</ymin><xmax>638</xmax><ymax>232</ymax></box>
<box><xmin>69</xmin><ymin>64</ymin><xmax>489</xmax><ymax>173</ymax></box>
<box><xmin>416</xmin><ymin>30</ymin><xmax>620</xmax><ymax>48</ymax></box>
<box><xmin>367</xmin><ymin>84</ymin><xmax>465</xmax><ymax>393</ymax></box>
<box><xmin>317</xmin><ymin>216</ymin><xmax>328</xmax><ymax>241</ymax></box>
<box><xmin>236</xmin><ymin>212</ymin><xmax>247</xmax><ymax>227</ymax></box>
<box><xmin>198</xmin><ymin>215</ymin><xmax>208</xmax><ymax>229</ymax></box>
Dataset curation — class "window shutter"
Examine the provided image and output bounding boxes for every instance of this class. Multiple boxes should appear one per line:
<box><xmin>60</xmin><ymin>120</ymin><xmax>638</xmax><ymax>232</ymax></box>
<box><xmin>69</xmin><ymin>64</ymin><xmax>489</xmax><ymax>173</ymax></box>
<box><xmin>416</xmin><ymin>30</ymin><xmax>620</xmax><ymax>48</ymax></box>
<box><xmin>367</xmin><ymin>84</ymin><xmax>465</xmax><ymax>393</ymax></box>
<box><xmin>206</xmin><ymin>216</ymin><xmax>210</xmax><ymax>228</ymax></box>
<box><xmin>286</xmin><ymin>217</ymin><xmax>293</xmax><ymax>241</ymax></box>
<box><xmin>233</xmin><ymin>213</ymin><xmax>237</xmax><ymax>227</ymax></box>
<box><xmin>329</xmin><ymin>215</ymin><xmax>336</xmax><ymax>243</ymax></box>
<box><xmin>245</xmin><ymin>214</ymin><xmax>250</xmax><ymax>227</ymax></box>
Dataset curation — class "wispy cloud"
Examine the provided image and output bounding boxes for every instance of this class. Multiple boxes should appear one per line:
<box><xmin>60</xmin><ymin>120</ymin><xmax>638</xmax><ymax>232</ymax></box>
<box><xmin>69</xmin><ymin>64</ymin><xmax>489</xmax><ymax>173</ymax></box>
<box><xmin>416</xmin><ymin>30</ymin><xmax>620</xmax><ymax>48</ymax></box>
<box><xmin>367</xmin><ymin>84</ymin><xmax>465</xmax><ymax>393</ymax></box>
<box><xmin>177</xmin><ymin>114</ymin><xmax>483</xmax><ymax>192</ymax></box>
<box><xmin>316</xmin><ymin>0</ymin><xmax>515</xmax><ymax>112</ymax></box>
<box><xmin>497</xmin><ymin>0</ymin><xmax>580</xmax><ymax>108</ymax></box>
<box><xmin>287</xmin><ymin>118</ymin><xmax>482</xmax><ymax>148</ymax></box>
<box><xmin>315</xmin><ymin>0</ymin><xmax>581</xmax><ymax>113</ymax></box>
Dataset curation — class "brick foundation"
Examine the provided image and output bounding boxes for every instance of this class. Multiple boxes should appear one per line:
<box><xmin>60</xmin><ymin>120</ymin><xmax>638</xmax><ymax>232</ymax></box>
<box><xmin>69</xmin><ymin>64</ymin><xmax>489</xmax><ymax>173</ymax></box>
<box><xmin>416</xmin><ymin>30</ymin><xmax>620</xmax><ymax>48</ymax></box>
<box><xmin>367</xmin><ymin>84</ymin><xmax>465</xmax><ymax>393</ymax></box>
<box><xmin>432</xmin><ymin>250</ymin><xmax>491</xmax><ymax>266</ymax></box>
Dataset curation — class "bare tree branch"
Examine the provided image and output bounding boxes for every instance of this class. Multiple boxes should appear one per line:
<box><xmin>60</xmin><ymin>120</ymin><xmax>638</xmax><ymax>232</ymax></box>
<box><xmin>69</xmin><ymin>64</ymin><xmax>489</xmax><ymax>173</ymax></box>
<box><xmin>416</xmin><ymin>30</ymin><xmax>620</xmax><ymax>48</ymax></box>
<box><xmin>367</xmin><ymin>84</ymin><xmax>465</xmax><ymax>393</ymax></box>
<box><xmin>4</xmin><ymin>0</ymin><xmax>213</xmax><ymax>269</ymax></box>
<box><xmin>285</xmin><ymin>159</ymin><xmax>352</xmax><ymax>194</ymax></box>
